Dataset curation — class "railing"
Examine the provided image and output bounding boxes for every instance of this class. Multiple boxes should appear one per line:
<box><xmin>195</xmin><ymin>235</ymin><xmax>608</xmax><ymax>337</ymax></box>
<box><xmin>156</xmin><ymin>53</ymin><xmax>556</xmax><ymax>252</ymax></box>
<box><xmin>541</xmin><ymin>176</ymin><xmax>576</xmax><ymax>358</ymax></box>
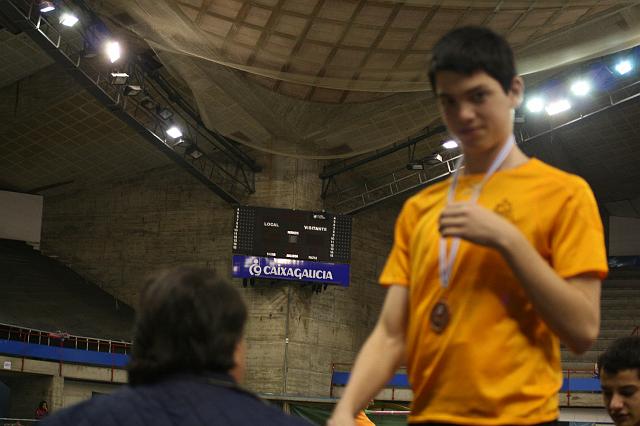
<box><xmin>331</xmin><ymin>363</ymin><xmax>605</xmax><ymax>403</ymax></box>
<box><xmin>562</xmin><ymin>369</ymin><xmax>602</xmax><ymax>407</ymax></box>
<box><xmin>330</xmin><ymin>362</ymin><xmax>410</xmax><ymax>401</ymax></box>
<box><xmin>0</xmin><ymin>418</ymin><xmax>39</xmax><ymax>425</ymax></box>
<box><xmin>0</xmin><ymin>322</ymin><xmax>131</xmax><ymax>355</ymax></box>
<box><xmin>0</xmin><ymin>322</ymin><xmax>131</xmax><ymax>375</ymax></box>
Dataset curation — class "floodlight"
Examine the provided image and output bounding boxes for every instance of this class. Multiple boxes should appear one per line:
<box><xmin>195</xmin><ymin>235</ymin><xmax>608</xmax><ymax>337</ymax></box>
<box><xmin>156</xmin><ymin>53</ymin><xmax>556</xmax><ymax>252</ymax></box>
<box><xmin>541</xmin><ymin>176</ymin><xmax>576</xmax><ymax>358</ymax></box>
<box><xmin>185</xmin><ymin>145</ymin><xmax>203</xmax><ymax>159</ymax></box>
<box><xmin>526</xmin><ymin>97</ymin><xmax>545</xmax><ymax>113</ymax></box>
<box><xmin>59</xmin><ymin>13</ymin><xmax>79</xmax><ymax>27</ymax></box>
<box><xmin>105</xmin><ymin>41</ymin><xmax>121</xmax><ymax>63</ymax></box>
<box><xmin>545</xmin><ymin>99</ymin><xmax>571</xmax><ymax>116</ymax></box>
<box><xmin>172</xmin><ymin>137</ymin><xmax>191</xmax><ymax>149</ymax></box>
<box><xmin>156</xmin><ymin>106</ymin><xmax>173</xmax><ymax>120</ymax></box>
<box><xmin>39</xmin><ymin>0</ymin><xmax>55</xmax><ymax>13</ymax></box>
<box><xmin>140</xmin><ymin>97</ymin><xmax>155</xmax><ymax>110</ymax></box>
<box><xmin>442</xmin><ymin>140</ymin><xmax>458</xmax><ymax>149</ymax></box>
<box><xmin>615</xmin><ymin>59</ymin><xmax>633</xmax><ymax>75</ymax></box>
<box><xmin>166</xmin><ymin>126</ymin><xmax>182</xmax><ymax>139</ymax></box>
<box><xmin>570</xmin><ymin>80</ymin><xmax>591</xmax><ymax>96</ymax></box>
<box><xmin>424</xmin><ymin>153</ymin><xmax>443</xmax><ymax>166</ymax></box>
<box><xmin>109</xmin><ymin>72</ymin><xmax>129</xmax><ymax>85</ymax></box>
<box><xmin>123</xmin><ymin>85</ymin><xmax>142</xmax><ymax>96</ymax></box>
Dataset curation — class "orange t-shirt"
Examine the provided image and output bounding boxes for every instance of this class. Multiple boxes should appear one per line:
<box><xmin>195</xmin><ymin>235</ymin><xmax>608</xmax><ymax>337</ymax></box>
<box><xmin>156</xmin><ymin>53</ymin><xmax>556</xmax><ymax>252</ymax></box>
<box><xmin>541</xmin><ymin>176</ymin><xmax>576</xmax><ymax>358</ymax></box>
<box><xmin>379</xmin><ymin>158</ymin><xmax>608</xmax><ymax>425</ymax></box>
<box><xmin>355</xmin><ymin>410</ymin><xmax>375</xmax><ymax>425</ymax></box>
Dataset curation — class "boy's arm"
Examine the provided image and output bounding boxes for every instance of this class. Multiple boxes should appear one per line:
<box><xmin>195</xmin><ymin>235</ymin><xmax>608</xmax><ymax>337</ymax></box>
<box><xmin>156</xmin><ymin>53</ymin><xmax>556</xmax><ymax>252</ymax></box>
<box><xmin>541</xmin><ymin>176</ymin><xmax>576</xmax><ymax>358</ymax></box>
<box><xmin>328</xmin><ymin>285</ymin><xmax>409</xmax><ymax>426</ymax></box>
<box><xmin>440</xmin><ymin>202</ymin><xmax>601</xmax><ymax>354</ymax></box>
<box><xmin>499</xmin><ymin>232</ymin><xmax>600</xmax><ymax>353</ymax></box>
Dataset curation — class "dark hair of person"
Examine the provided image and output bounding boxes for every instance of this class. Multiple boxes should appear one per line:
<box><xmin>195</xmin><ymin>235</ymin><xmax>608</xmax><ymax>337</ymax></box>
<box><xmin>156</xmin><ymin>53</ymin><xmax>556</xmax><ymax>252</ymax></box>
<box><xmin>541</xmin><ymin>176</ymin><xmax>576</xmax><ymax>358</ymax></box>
<box><xmin>128</xmin><ymin>267</ymin><xmax>247</xmax><ymax>385</ymax></box>
<box><xmin>38</xmin><ymin>401</ymin><xmax>47</xmax><ymax>409</ymax></box>
<box><xmin>598</xmin><ymin>336</ymin><xmax>640</xmax><ymax>378</ymax></box>
<box><xmin>428</xmin><ymin>26</ymin><xmax>516</xmax><ymax>94</ymax></box>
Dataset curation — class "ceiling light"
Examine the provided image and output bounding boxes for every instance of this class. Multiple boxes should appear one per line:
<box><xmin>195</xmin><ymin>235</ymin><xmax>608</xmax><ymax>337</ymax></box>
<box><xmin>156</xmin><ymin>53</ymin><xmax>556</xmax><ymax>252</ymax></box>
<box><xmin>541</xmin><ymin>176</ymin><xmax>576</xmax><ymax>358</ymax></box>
<box><xmin>424</xmin><ymin>153</ymin><xmax>443</xmax><ymax>166</ymax></box>
<box><xmin>185</xmin><ymin>145</ymin><xmax>203</xmax><ymax>159</ymax></box>
<box><xmin>156</xmin><ymin>106</ymin><xmax>173</xmax><ymax>120</ymax></box>
<box><xmin>166</xmin><ymin>126</ymin><xmax>182</xmax><ymax>139</ymax></box>
<box><xmin>109</xmin><ymin>72</ymin><xmax>129</xmax><ymax>85</ymax></box>
<box><xmin>123</xmin><ymin>85</ymin><xmax>142</xmax><ymax>96</ymax></box>
<box><xmin>59</xmin><ymin>13</ymin><xmax>79</xmax><ymax>27</ymax></box>
<box><xmin>615</xmin><ymin>59</ymin><xmax>633</xmax><ymax>75</ymax></box>
<box><xmin>406</xmin><ymin>161</ymin><xmax>424</xmax><ymax>171</ymax></box>
<box><xmin>545</xmin><ymin>99</ymin><xmax>571</xmax><ymax>116</ymax></box>
<box><xmin>105</xmin><ymin>41</ymin><xmax>121</xmax><ymax>63</ymax></box>
<box><xmin>570</xmin><ymin>80</ymin><xmax>591</xmax><ymax>96</ymax></box>
<box><xmin>140</xmin><ymin>97</ymin><xmax>155</xmax><ymax>110</ymax></box>
<box><xmin>39</xmin><ymin>0</ymin><xmax>55</xmax><ymax>13</ymax></box>
<box><xmin>526</xmin><ymin>97</ymin><xmax>545</xmax><ymax>113</ymax></box>
<box><xmin>172</xmin><ymin>137</ymin><xmax>190</xmax><ymax>148</ymax></box>
<box><xmin>442</xmin><ymin>140</ymin><xmax>458</xmax><ymax>149</ymax></box>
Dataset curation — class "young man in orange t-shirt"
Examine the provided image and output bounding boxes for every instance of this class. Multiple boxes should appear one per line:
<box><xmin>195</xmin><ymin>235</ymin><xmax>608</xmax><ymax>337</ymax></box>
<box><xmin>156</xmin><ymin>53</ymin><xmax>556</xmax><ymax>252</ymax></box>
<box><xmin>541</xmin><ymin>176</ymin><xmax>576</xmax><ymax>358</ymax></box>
<box><xmin>330</xmin><ymin>26</ymin><xmax>607</xmax><ymax>425</ymax></box>
<box><xmin>355</xmin><ymin>410</ymin><xmax>375</xmax><ymax>426</ymax></box>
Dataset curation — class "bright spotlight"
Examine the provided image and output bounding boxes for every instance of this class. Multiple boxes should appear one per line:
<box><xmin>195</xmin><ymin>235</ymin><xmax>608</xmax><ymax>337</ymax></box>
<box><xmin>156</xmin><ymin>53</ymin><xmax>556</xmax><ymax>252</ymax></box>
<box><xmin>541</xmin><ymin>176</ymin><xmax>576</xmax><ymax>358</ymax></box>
<box><xmin>166</xmin><ymin>126</ymin><xmax>183</xmax><ymax>139</ymax></box>
<box><xmin>442</xmin><ymin>140</ymin><xmax>458</xmax><ymax>149</ymax></box>
<box><xmin>109</xmin><ymin>72</ymin><xmax>129</xmax><ymax>85</ymax></box>
<box><xmin>526</xmin><ymin>97</ymin><xmax>545</xmax><ymax>113</ymax></box>
<box><xmin>39</xmin><ymin>0</ymin><xmax>55</xmax><ymax>13</ymax></box>
<box><xmin>570</xmin><ymin>80</ymin><xmax>591</xmax><ymax>96</ymax></box>
<box><xmin>105</xmin><ymin>41</ymin><xmax>121</xmax><ymax>63</ymax></box>
<box><xmin>615</xmin><ymin>60</ymin><xmax>633</xmax><ymax>75</ymax></box>
<box><xmin>545</xmin><ymin>99</ymin><xmax>571</xmax><ymax>116</ymax></box>
<box><xmin>59</xmin><ymin>13</ymin><xmax>79</xmax><ymax>27</ymax></box>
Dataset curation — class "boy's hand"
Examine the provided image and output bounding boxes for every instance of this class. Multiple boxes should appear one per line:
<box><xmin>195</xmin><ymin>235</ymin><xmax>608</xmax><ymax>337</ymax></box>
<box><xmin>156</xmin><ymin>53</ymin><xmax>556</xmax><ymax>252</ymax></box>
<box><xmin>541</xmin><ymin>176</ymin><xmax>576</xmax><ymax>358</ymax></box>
<box><xmin>439</xmin><ymin>202</ymin><xmax>518</xmax><ymax>251</ymax></box>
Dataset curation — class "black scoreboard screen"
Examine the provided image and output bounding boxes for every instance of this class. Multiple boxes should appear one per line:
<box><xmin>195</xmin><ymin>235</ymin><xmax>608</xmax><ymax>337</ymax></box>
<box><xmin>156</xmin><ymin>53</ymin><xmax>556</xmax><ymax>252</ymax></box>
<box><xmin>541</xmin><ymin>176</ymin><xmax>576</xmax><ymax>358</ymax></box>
<box><xmin>232</xmin><ymin>206</ymin><xmax>352</xmax><ymax>263</ymax></box>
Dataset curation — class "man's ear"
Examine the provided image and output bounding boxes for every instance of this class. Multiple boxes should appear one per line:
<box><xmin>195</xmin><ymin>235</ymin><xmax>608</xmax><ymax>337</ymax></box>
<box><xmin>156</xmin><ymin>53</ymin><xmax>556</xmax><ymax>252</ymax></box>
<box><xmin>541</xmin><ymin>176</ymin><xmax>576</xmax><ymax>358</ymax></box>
<box><xmin>230</xmin><ymin>338</ymin><xmax>246</xmax><ymax>383</ymax></box>
<box><xmin>510</xmin><ymin>76</ymin><xmax>525</xmax><ymax>108</ymax></box>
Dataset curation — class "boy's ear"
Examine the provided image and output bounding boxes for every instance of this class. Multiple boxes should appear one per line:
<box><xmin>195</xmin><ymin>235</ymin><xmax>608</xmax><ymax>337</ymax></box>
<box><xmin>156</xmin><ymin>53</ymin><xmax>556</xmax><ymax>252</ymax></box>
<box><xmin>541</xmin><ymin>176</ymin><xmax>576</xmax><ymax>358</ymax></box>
<box><xmin>510</xmin><ymin>76</ymin><xmax>525</xmax><ymax>108</ymax></box>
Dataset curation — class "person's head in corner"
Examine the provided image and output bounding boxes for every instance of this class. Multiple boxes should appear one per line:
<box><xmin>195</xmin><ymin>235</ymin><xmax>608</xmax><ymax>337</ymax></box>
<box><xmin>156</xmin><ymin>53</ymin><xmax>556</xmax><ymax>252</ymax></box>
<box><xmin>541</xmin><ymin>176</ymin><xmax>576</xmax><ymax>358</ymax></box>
<box><xmin>128</xmin><ymin>267</ymin><xmax>247</xmax><ymax>386</ymax></box>
<box><xmin>599</xmin><ymin>336</ymin><xmax>640</xmax><ymax>426</ymax></box>
<box><xmin>429</xmin><ymin>26</ymin><xmax>524</xmax><ymax>157</ymax></box>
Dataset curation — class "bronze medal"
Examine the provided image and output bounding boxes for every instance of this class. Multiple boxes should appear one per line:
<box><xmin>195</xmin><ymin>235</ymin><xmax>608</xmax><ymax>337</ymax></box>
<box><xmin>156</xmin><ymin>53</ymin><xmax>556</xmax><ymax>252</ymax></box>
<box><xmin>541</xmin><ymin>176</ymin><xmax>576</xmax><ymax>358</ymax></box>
<box><xmin>430</xmin><ymin>300</ymin><xmax>450</xmax><ymax>333</ymax></box>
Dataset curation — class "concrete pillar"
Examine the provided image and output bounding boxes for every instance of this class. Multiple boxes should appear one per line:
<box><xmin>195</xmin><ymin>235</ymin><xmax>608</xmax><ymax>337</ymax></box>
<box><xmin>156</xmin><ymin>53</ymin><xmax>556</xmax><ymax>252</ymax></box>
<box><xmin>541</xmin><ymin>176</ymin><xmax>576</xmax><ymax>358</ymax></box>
<box><xmin>40</xmin><ymin>153</ymin><xmax>398</xmax><ymax>397</ymax></box>
<box><xmin>48</xmin><ymin>376</ymin><xmax>64</xmax><ymax>412</ymax></box>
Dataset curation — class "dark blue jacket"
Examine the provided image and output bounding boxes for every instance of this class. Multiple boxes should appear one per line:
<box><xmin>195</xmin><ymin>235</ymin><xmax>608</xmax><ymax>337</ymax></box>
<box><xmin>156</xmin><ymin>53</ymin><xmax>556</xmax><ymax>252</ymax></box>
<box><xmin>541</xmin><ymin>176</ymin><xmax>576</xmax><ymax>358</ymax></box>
<box><xmin>41</xmin><ymin>373</ymin><xmax>311</xmax><ymax>426</ymax></box>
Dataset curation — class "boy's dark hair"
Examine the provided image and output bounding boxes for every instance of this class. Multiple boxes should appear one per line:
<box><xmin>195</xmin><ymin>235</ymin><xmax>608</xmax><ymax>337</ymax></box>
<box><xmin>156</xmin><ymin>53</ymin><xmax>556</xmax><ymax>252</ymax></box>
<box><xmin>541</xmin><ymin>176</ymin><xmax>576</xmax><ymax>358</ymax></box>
<box><xmin>428</xmin><ymin>26</ymin><xmax>516</xmax><ymax>94</ymax></box>
<box><xmin>598</xmin><ymin>336</ymin><xmax>640</xmax><ymax>378</ymax></box>
<box><xmin>128</xmin><ymin>267</ymin><xmax>247</xmax><ymax>385</ymax></box>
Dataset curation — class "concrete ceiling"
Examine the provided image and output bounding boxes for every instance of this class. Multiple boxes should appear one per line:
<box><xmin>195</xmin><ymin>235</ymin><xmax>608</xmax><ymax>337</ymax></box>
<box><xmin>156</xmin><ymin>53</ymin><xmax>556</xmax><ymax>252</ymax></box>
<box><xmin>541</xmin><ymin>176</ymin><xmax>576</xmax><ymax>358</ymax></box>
<box><xmin>90</xmin><ymin>0</ymin><xmax>640</xmax><ymax>158</ymax></box>
<box><xmin>0</xmin><ymin>0</ymin><xmax>639</xmax><ymax>215</ymax></box>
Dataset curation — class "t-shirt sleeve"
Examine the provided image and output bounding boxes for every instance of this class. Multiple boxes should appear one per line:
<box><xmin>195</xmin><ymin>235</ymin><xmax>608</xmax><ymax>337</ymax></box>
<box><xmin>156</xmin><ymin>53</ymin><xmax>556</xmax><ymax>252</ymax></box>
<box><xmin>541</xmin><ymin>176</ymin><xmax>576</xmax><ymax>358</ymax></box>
<box><xmin>379</xmin><ymin>200</ymin><xmax>415</xmax><ymax>287</ymax></box>
<box><xmin>550</xmin><ymin>180</ymin><xmax>608</xmax><ymax>279</ymax></box>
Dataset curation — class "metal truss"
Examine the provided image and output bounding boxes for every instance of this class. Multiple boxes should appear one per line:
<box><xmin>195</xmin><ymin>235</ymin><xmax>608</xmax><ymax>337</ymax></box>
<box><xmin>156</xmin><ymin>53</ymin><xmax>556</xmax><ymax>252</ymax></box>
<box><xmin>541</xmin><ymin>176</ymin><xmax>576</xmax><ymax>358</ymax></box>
<box><xmin>0</xmin><ymin>0</ymin><xmax>259</xmax><ymax>204</ymax></box>
<box><xmin>322</xmin><ymin>60</ymin><xmax>640</xmax><ymax>215</ymax></box>
<box><xmin>320</xmin><ymin>125</ymin><xmax>446</xmax><ymax>182</ymax></box>
<box><xmin>324</xmin><ymin>154</ymin><xmax>462</xmax><ymax>215</ymax></box>
<box><xmin>519</xmin><ymin>79</ymin><xmax>640</xmax><ymax>145</ymax></box>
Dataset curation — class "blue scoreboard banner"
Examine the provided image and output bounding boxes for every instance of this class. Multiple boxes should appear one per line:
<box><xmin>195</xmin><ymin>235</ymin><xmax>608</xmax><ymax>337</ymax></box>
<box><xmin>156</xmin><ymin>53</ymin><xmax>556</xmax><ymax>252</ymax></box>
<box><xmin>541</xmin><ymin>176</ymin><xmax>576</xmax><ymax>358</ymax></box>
<box><xmin>232</xmin><ymin>255</ymin><xmax>350</xmax><ymax>287</ymax></box>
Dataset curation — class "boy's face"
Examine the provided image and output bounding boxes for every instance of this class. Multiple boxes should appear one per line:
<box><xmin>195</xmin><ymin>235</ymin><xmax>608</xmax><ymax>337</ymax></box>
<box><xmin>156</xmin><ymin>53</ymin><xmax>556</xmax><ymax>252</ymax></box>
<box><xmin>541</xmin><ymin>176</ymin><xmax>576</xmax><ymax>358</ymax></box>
<box><xmin>435</xmin><ymin>70</ymin><xmax>523</xmax><ymax>155</ymax></box>
<box><xmin>601</xmin><ymin>368</ymin><xmax>640</xmax><ymax>426</ymax></box>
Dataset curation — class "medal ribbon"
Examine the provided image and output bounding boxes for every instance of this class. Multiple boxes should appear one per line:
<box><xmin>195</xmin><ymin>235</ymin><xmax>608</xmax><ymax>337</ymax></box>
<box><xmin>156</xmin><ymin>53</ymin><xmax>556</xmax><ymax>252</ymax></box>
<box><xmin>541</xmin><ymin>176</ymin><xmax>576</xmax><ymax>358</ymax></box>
<box><xmin>438</xmin><ymin>135</ymin><xmax>515</xmax><ymax>289</ymax></box>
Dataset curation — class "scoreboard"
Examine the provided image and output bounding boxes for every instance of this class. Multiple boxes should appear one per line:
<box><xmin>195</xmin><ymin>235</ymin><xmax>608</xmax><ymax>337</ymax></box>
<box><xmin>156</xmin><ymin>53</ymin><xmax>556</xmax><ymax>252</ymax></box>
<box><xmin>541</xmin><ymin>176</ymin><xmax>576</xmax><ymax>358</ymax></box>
<box><xmin>232</xmin><ymin>206</ymin><xmax>352</xmax><ymax>286</ymax></box>
<box><xmin>232</xmin><ymin>206</ymin><xmax>352</xmax><ymax>263</ymax></box>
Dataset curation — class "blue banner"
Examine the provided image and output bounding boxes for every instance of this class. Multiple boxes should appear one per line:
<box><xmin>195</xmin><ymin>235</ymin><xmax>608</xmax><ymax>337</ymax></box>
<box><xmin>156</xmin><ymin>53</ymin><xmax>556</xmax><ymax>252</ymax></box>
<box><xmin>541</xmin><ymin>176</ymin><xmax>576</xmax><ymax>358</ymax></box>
<box><xmin>232</xmin><ymin>255</ymin><xmax>350</xmax><ymax>287</ymax></box>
